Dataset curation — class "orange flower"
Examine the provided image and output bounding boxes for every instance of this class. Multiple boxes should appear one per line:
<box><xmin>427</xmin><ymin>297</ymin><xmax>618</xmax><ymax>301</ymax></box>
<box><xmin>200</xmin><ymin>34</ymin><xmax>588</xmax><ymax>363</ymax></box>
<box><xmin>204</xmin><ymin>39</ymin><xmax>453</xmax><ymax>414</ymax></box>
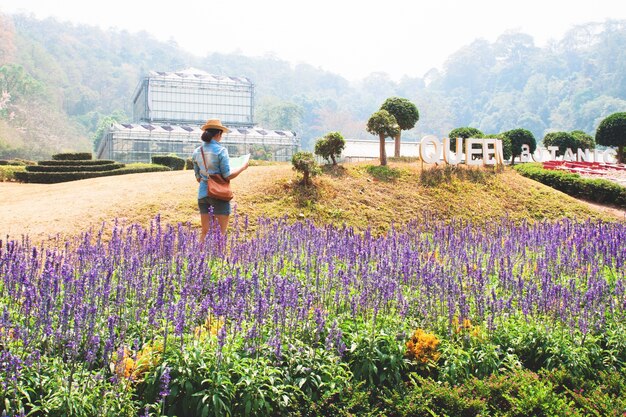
<box><xmin>406</xmin><ymin>329</ymin><xmax>441</xmax><ymax>364</ymax></box>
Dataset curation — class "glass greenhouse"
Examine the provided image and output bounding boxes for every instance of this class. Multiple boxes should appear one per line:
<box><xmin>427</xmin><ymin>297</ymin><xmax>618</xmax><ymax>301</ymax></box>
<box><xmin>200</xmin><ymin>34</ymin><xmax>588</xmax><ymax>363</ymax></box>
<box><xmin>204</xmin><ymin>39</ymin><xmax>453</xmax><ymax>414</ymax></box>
<box><xmin>133</xmin><ymin>69</ymin><xmax>254</xmax><ymax>126</ymax></box>
<box><xmin>96</xmin><ymin>68</ymin><xmax>300</xmax><ymax>163</ymax></box>
<box><xmin>96</xmin><ymin>123</ymin><xmax>298</xmax><ymax>163</ymax></box>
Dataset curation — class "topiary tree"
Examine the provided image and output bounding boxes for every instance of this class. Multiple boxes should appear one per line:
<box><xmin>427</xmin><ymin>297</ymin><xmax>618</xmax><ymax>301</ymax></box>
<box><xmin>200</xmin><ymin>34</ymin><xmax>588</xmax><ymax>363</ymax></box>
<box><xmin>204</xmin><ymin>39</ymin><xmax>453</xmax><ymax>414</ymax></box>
<box><xmin>595</xmin><ymin>112</ymin><xmax>626</xmax><ymax>163</ymax></box>
<box><xmin>542</xmin><ymin>131</ymin><xmax>577</xmax><ymax>156</ymax></box>
<box><xmin>314</xmin><ymin>131</ymin><xmax>345</xmax><ymax>165</ymax></box>
<box><xmin>570</xmin><ymin>130</ymin><xmax>595</xmax><ymax>150</ymax></box>
<box><xmin>366</xmin><ymin>110</ymin><xmax>400</xmax><ymax>166</ymax></box>
<box><xmin>485</xmin><ymin>133</ymin><xmax>512</xmax><ymax>161</ymax></box>
<box><xmin>448</xmin><ymin>127</ymin><xmax>484</xmax><ymax>151</ymax></box>
<box><xmin>502</xmin><ymin>128</ymin><xmax>536</xmax><ymax>165</ymax></box>
<box><xmin>291</xmin><ymin>151</ymin><xmax>319</xmax><ymax>185</ymax></box>
<box><xmin>380</xmin><ymin>97</ymin><xmax>419</xmax><ymax>158</ymax></box>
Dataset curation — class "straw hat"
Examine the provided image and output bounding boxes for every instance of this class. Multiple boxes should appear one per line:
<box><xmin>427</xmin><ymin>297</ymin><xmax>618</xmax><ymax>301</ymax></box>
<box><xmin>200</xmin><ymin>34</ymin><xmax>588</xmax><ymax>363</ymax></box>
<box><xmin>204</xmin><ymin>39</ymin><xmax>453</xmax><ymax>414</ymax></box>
<box><xmin>201</xmin><ymin>119</ymin><xmax>230</xmax><ymax>133</ymax></box>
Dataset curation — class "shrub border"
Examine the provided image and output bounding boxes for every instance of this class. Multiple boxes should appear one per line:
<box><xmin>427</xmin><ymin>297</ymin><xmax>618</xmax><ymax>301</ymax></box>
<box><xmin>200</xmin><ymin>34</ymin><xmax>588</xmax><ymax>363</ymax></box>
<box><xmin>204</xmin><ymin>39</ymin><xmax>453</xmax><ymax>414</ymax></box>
<box><xmin>514</xmin><ymin>163</ymin><xmax>626</xmax><ymax>207</ymax></box>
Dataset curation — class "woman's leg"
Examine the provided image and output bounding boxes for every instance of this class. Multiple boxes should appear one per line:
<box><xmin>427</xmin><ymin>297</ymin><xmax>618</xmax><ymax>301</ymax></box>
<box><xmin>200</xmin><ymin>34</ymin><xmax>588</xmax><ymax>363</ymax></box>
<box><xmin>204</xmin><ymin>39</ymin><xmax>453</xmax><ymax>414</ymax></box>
<box><xmin>200</xmin><ymin>213</ymin><xmax>211</xmax><ymax>241</ymax></box>
<box><xmin>214</xmin><ymin>214</ymin><xmax>230</xmax><ymax>235</ymax></box>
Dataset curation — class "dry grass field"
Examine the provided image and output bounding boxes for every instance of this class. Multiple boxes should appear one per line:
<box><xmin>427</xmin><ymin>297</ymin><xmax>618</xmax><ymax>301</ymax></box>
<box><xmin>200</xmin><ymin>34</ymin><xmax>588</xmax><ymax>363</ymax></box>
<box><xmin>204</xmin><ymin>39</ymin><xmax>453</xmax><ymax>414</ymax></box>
<box><xmin>1</xmin><ymin>161</ymin><xmax>624</xmax><ymax>244</ymax></box>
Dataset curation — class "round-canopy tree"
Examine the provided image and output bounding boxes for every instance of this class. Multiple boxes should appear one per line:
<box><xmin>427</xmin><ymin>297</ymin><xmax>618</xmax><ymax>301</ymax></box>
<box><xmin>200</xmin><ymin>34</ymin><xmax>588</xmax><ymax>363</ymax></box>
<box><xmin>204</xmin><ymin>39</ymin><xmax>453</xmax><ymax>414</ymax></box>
<box><xmin>570</xmin><ymin>130</ymin><xmax>595</xmax><ymax>150</ymax></box>
<box><xmin>485</xmin><ymin>133</ymin><xmax>512</xmax><ymax>161</ymax></box>
<box><xmin>542</xmin><ymin>131</ymin><xmax>577</xmax><ymax>156</ymax></box>
<box><xmin>366</xmin><ymin>110</ymin><xmax>400</xmax><ymax>166</ymax></box>
<box><xmin>380</xmin><ymin>97</ymin><xmax>419</xmax><ymax>158</ymax></box>
<box><xmin>448</xmin><ymin>128</ymin><xmax>484</xmax><ymax>160</ymax></box>
<box><xmin>314</xmin><ymin>131</ymin><xmax>345</xmax><ymax>165</ymax></box>
<box><xmin>595</xmin><ymin>112</ymin><xmax>626</xmax><ymax>163</ymax></box>
<box><xmin>503</xmin><ymin>128</ymin><xmax>536</xmax><ymax>165</ymax></box>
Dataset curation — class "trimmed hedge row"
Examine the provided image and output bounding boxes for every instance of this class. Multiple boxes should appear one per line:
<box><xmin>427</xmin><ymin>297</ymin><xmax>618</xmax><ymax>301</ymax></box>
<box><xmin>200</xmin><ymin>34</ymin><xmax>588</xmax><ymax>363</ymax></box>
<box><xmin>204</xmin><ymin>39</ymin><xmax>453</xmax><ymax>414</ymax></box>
<box><xmin>14</xmin><ymin>164</ymin><xmax>171</xmax><ymax>184</ymax></box>
<box><xmin>52</xmin><ymin>152</ymin><xmax>93</xmax><ymax>161</ymax></box>
<box><xmin>38</xmin><ymin>159</ymin><xmax>116</xmax><ymax>166</ymax></box>
<box><xmin>151</xmin><ymin>155</ymin><xmax>186</xmax><ymax>170</ymax></box>
<box><xmin>26</xmin><ymin>163</ymin><xmax>125</xmax><ymax>173</ymax></box>
<box><xmin>514</xmin><ymin>163</ymin><xmax>626</xmax><ymax>208</ymax></box>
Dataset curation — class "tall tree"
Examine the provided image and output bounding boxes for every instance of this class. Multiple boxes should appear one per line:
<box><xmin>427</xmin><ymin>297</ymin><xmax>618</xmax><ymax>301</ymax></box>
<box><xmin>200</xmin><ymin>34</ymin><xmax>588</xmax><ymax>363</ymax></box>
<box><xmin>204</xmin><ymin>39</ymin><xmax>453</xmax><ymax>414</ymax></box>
<box><xmin>503</xmin><ymin>128</ymin><xmax>536</xmax><ymax>165</ymax></box>
<box><xmin>380</xmin><ymin>97</ymin><xmax>419</xmax><ymax>157</ymax></box>
<box><xmin>596</xmin><ymin>112</ymin><xmax>626</xmax><ymax>163</ymax></box>
<box><xmin>366</xmin><ymin>110</ymin><xmax>400</xmax><ymax>166</ymax></box>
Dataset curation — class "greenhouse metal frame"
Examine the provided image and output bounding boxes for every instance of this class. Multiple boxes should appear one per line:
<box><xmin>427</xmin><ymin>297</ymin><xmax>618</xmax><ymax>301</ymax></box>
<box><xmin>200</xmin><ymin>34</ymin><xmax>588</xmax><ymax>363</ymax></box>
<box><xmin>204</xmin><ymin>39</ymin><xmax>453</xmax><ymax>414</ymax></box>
<box><xmin>132</xmin><ymin>69</ymin><xmax>255</xmax><ymax>127</ymax></box>
<box><xmin>96</xmin><ymin>123</ymin><xmax>298</xmax><ymax>163</ymax></box>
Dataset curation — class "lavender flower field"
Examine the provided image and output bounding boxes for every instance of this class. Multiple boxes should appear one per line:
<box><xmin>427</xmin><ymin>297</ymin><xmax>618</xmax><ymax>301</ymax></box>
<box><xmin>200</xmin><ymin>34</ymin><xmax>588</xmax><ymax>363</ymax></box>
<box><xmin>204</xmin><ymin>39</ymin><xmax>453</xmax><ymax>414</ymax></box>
<box><xmin>1</xmin><ymin>214</ymin><xmax>625</xmax><ymax>416</ymax></box>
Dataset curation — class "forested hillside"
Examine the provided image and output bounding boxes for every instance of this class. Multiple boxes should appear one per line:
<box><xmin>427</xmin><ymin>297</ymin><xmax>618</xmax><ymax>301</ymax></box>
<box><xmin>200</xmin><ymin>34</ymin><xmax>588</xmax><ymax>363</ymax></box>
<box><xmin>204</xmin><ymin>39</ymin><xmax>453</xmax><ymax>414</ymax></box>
<box><xmin>1</xmin><ymin>12</ymin><xmax>625</xmax><ymax>159</ymax></box>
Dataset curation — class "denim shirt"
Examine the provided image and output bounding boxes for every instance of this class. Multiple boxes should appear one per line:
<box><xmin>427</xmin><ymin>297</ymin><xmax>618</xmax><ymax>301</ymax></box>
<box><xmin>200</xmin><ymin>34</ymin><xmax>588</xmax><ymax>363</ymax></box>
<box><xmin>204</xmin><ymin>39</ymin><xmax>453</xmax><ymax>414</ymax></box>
<box><xmin>192</xmin><ymin>140</ymin><xmax>231</xmax><ymax>199</ymax></box>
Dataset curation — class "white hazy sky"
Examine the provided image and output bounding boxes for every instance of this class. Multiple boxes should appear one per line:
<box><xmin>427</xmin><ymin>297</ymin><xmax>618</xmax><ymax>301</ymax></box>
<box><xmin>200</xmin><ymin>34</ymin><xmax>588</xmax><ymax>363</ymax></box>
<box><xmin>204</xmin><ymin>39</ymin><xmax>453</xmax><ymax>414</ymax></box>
<box><xmin>2</xmin><ymin>0</ymin><xmax>625</xmax><ymax>81</ymax></box>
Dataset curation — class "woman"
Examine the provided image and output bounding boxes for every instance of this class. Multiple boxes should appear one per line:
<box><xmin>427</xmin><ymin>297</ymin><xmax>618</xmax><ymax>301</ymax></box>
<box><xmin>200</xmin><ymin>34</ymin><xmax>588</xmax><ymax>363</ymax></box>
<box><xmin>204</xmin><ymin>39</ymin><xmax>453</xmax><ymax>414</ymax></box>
<box><xmin>192</xmin><ymin>119</ymin><xmax>248</xmax><ymax>240</ymax></box>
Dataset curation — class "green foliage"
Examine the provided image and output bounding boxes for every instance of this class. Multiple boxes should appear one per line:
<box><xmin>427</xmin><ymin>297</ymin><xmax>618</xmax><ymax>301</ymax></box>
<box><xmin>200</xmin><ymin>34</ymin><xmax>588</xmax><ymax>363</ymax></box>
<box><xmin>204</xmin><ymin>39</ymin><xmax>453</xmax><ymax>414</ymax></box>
<box><xmin>570</xmin><ymin>130</ymin><xmax>595</xmax><ymax>150</ymax></box>
<box><xmin>0</xmin><ymin>165</ymin><xmax>25</xmax><ymax>181</ymax></box>
<box><xmin>342</xmin><ymin>322</ymin><xmax>407</xmax><ymax>391</ymax></box>
<box><xmin>542</xmin><ymin>131</ymin><xmax>577</xmax><ymax>155</ymax></box>
<box><xmin>503</xmin><ymin>128</ymin><xmax>537</xmax><ymax>163</ymax></box>
<box><xmin>364</xmin><ymin>165</ymin><xmax>401</xmax><ymax>182</ymax></box>
<box><xmin>485</xmin><ymin>133</ymin><xmax>512</xmax><ymax>161</ymax></box>
<box><xmin>366</xmin><ymin>110</ymin><xmax>400</xmax><ymax>166</ymax></box>
<box><xmin>26</xmin><ymin>163</ymin><xmax>124</xmax><ymax>173</ymax></box>
<box><xmin>314</xmin><ymin>131</ymin><xmax>346</xmax><ymax>165</ymax></box>
<box><xmin>91</xmin><ymin>110</ymin><xmax>129</xmax><ymax>150</ymax></box>
<box><xmin>14</xmin><ymin>163</ymin><xmax>171</xmax><ymax>183</ymax></box>
<box><xmin>0</xmin><ymin>354</ymin><xmax>136</xmax><ymax>417</ymax></box>
<box><xmin>151</xmin><ymin>154</ymin><xmax>186</xmax><ymax>171</ymax></box>
<box><xmin>514</xmin><ymin>163</ymin><xmax>626</xmax><ymax>207</ymax></box>
<box><xmin>38</xmin><ymin>159</ymin><xmax>116</xmax><ymax>166</ymax></box>
<box><xmin>380</xmin><ymin>97</ymin><xmax>419</xmax><ymax>131</ymax></box>
<box><xmin>51</xmin><ymin>152</ymin><xmax>93</xmax><ymax>161</ymax></box>
<box><xmin>595</xmin><ymin>112</ymin><xmax>626</xmax><ymax>163</ymax></box>
<box><xmin>291</xmin><ymin>151</ymin><xmax>319</xmax><ymax>185</ymax></box>
<box><xmin>366</xmin><ymin>110</ymin><xmax>400</xmax><ymax>139</ymax></box>
<box><xmin>448</xmin><ymin>126</ymin><xmax>484</xmax><ymax>151</ymax></box>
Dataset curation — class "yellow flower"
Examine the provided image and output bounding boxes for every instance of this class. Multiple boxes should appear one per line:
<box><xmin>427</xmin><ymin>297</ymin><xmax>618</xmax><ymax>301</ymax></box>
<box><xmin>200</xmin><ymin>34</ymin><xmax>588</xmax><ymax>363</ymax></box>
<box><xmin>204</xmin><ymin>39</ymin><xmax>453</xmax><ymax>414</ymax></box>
<box><xmin>194</xmin><ymin>313</ymin><xmax>224</xmax><ymax>340</ymax></box>
<box><xmin>406</xmin><ymin>329</ymin><xmax>441</xmax><ymax>364</ymax></box>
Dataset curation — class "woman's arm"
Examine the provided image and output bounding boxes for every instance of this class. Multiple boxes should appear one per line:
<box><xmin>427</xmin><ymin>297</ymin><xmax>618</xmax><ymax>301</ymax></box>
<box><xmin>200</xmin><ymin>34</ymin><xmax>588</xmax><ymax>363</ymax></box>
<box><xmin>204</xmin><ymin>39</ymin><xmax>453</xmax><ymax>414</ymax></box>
<box><xmin>225</xmin><ymin>162</ymin><xmax>249</xmax><ymax>181</ymax></box>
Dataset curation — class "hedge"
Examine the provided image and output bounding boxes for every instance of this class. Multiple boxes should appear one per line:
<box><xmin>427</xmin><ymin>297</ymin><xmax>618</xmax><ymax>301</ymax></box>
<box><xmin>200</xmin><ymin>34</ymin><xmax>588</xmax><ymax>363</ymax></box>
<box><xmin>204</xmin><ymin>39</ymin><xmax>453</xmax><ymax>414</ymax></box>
<box><xmin>51</xmin><ymin>152</ymin><xmax>93</xmax><ymax>161</ymax></box>
<box><xmin>26</xmin><ymin>163</ymin><xmax>125</xmax><ymax>173</ymax></box>
<box><xmin>514</xmin><ymin>163</ymin><xmax>626</xmax><ymax>208</ymax></box>
<box><xmin>14</xmin><ymin>164</ymin><xmax>171</xmax><ymax>184</ymax></box>
<box><xmin>37</xmin><ymin>159</ymin><xmax>116</xmax><ymax>166</ymax></box>
<box><xmin>185</xmin><ymin>157</ymin><xmax>194</xmax><ymax>170</ymax></box>
<box><xmin>151</xmin><ymin>155</ymin><xmax>186</xmax><ymax>170</ymax></box>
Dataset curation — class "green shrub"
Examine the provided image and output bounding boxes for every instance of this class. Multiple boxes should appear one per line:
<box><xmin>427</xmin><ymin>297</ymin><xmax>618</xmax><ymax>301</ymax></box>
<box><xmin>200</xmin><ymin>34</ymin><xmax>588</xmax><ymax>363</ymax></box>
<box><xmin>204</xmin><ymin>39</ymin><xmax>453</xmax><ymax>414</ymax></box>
<box><xmin>185</xmin><ymin>157</ymin><xmax>194</xmax><ymax>170</ymax></box>
<box><xmin>37</xmin><ymin>159</ymin><xmax>116</xmax><ymax>166</ymax></box>
<box><xmin>365</xmin><ymin>165</ymin><xmax>401</xmax><ymax>182</ymax></box>
<box><xmin>342</xmin><ymin>323</ymin><xmax>407</xmax><ymax>390</ymax></box>
<box><xmin>151</xmin><ymin>155</ymin><xmax>186</xmax><ymax>171</ymax></box>
<box><xmin>514</xmin><ymin>163</ymin><xmax>626</xmax><ymax>207</ymax></box>
<box><xmin>51</xmin><ymin>152</ymin><xmax>93</xmax><ymax>161</ymax></box>
<box><xmin>0</xmin><ymin>165</ymin><xmax>26</xmax><ymax>182</ymax></box>
<box><xmin>26</xmin><ymin>163</ymin><xmax>124</xmax><ymax>173</ymax></box>
<box><xmin>14</xmin><ymin>164</ymin><xmax>171</xmax><ymax>183</ymax></box>
<box><xmin>291</xmin><ymin>151</ymin><xmax>319</xmax><ymax>185</ymax></box>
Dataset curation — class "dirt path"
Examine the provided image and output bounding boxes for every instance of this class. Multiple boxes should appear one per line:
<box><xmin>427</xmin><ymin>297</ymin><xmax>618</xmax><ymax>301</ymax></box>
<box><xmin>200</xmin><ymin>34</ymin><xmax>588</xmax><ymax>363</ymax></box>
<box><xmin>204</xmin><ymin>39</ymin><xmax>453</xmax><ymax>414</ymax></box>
<box><xmin>0</xmin><ymin>165</ymin><xmax>292</xmax><ymax>244</ymax></box>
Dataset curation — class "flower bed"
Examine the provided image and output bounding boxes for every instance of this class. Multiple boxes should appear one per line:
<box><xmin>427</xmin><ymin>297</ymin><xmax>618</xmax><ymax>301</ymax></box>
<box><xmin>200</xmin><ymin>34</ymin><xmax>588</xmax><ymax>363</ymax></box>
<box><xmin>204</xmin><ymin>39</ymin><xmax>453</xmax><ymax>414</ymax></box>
<box><xmin>1</xmin><ymin>215</ymin><xmax>625</xmax><ymax>416</ymax></box>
